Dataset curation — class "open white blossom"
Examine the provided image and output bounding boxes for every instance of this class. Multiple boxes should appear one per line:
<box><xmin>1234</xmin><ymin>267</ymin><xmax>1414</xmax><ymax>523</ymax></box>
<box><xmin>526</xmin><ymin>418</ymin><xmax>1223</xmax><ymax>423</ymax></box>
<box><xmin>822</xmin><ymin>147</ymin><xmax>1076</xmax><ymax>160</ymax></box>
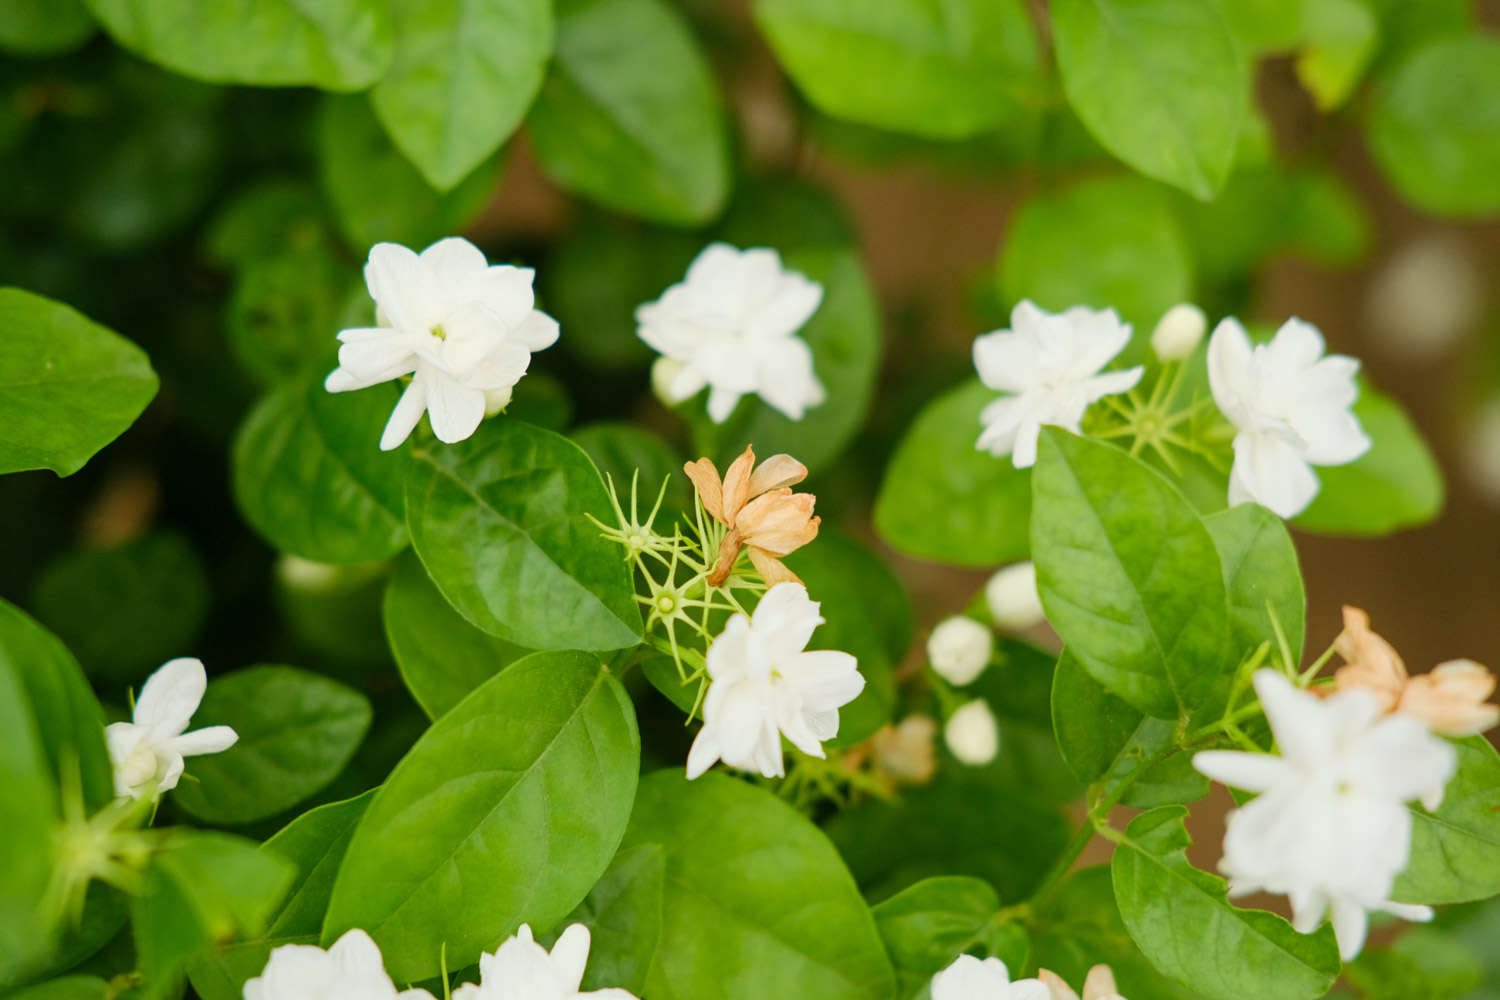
<box><xmin>686</xmin><ymin>582</ymin><xmax>864</xmax><ymax>780</ymax></box>
<box><xmin>453</xmin><ymin>924</ymin><xmax>637</xmax><ymax>1000</ymax></box>
<box><xmin>636</xmin><ymin>243</ymin><xmax>825</xmax><ymax>423</ymax></box>
<box><xmin>1193</xmin><ymin>670</ymin><xmax>1457</xmax><ymax>960</ymax></box>
<box><xmin>945</xmin><ymin>700</ymin><xmax>1000</xmax><ymax>767</ymax></box>
<box><xmin>931</xmin><ymin>955</ymin><xmax>1049</xmax><ymax>1000</ymax></box>
<box><xmin>928</xmin><ymin>616</ymin><xmax>993</xmax><ymax>686</ymax></box>
<box><xmin>105</xmin><ymin>657</ymin><xmax>237</xmax><ymax>800</ymax></box>
<box><xmin>1206</xmin><ymin>317</ymin><xmax>1370</xmax><ymax>518</ymax></box>
<box><xmin>244</xmin><ymin>928</ymin><xmax>434</xmax><ymax>1000</ymax></box>
<box><xmin>325</xmin><ymin>237</ymin><xmax>559</xmax><ymax>451</ymax></box>
<box><xmin>973</xmin><ymin>301</ymin><xmax>1144</xmax><ymax>468</ymax></box>
<box><xmin>985</xmin><ymin>561</ymin><xmax>1045</xmax><ymax>631</ymax></box>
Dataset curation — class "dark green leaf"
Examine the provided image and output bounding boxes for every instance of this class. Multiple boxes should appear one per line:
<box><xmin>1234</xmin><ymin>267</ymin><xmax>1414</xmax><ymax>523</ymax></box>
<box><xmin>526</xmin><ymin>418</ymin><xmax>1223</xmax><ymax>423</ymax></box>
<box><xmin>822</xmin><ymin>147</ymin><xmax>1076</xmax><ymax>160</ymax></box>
<box><xmin>227</xmin><ymin>245</ymin><xmax>350</xmax><ymax>384</ymax></box>
<box><xmin>1344</xmin><ymin>924</ymin><xmax>1484</xmax><ymax>1000</ymax></box>
<box><xmin>1203</xmin><ymin>504</ymin><xmax>1305</xmax><ymax>666</ymax></box>
<box><xmin>1395</xmin><ymin>736</ymin><xmax>1500</xmax><ymax>905</ymax></box>
<box><xmin>265</xmin><ymin>792</ymin><xmax>376</xmax><ymax>938</ymax></box>
<box><xmin>872</xmin><ymin>876</ymin><xmax>1027</xmax><ymax>999</ymax></box>
<box><xmin>5</xmin><ymin>977</ymin><xmax>110</xmax><ymax>1000</ymax></box>
<box><xmin>0</xmin><ymin>0</ymin><xmax>92</xmax><ymax>54</ymax></box>
<box><xmin>563</xmin><ymin>843</ymin><xmax>664</xmax><ymax>996</ymax></box>
<box><xmin>203</xmin><ymin>178</ymin><xmax>330</xmax><ymax>272</ymax></box>
<box><xmin>571</xmin><ymin>422</ymin><xmax>691</xmax><ymax>520</ymax></box>
<box><xmin>0</xmin><ymin>287</ymin><xmax>157</xmax><ymax>478</ymax></box>
<box><xmin>404</xmin><ymin>420</ymin><xmax>641</xmax><ymax>651</ymax></box>
<box><xmin>322</xmin><ymin>652</ymin><xmax>640</xmax><ymax>982</ymax></box>
<box><xmin>172</xmin><ymin>666</ymin><xmax>372</xmax><ymax>826</ymax></box>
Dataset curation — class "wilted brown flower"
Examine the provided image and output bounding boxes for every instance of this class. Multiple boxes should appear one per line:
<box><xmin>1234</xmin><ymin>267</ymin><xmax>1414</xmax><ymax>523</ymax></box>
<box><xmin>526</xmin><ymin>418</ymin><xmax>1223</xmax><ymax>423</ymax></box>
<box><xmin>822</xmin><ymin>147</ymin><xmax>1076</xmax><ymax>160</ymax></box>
<box><xmin>1331</xmin><ymin>605</ymin><xmax>1499</xmax><ymax>736</ymax></box>
<box><xmin>870</xmin><ymin>715</ymin><xmax>938</xmax><ymax>786</ymax></box>
<box><xmin>683</xmin><ymin>445</ymin><xmax>819</xmax><ymax>587</ymax></box>
<box><xmin>1039</xmin><ymin>964</ymin><xmax>1125</xmax><ymax>1000</ymax></box>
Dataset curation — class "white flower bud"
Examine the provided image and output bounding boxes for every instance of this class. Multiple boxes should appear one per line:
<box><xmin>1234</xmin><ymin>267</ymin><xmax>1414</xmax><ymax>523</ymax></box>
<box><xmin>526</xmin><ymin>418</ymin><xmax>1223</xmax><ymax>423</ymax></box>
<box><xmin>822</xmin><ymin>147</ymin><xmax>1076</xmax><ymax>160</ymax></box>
<box><xmin>944</xmin><ymin>700</ymin><xmax>999</xmax><ymax>766</ymax></box>
<box><xmin>927</xmin><ymin>616</ymin><xmax>993</xmax><ymax>686</ymax></box>
<box><xmin>985</xmin><ymin>561</ymin><xmax>1045</xmax><ymax>631</ymax></box>
<box><xmin>483</xmin><ymin>385</ymin><xmax>513</xmax><ymax>417</ymax></box>
<box><xmin>1150</xmin><ymin>303</ymin><xmax>1207</xmax><ymax>361</ymax></box>
<box><xmin>650</xmin><ymin>356</ymin><xmax>690</xmax><ymax>406</ymax></box>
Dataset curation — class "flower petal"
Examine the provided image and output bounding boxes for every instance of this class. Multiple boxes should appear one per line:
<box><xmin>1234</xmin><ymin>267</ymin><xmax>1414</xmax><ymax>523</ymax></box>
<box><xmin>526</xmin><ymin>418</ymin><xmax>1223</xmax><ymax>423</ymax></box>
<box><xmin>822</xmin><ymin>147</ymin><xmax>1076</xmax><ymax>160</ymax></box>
<box><xmin>1192</xmin><ymin>750</ymin><xmax>1290</xmax><ymax>793</ymax></box>
<box><xmin>744</xmin><ymin>272</ymin><xmax>821</xmax><ymax>340</ymax></box>
<box><xmin>1207</xmin><ymin>317</ymin><xmax>1255</xmax><ymax>427</ymax></box>
<box><xmin>548</xmin><ymin>923</ymin><xmax>592</xmax><ymax>993</ymax></box>
<box><xmin>135</xmin><ymin>657</ymin><xmax>208</xmax><ymax>740</ymax></box>
<box><xmin>167</xmin><ymin>725</ymin><xmax>239</xmax><ymax>757</ymax></box>
<box><xmin>424</xmin><ymin>374</ymin><xmax>486</xmax><ymax>445</ymax></box>
<box><xmin>381</xmin><ymin>373</ymin><xmax>429</xmax><ymax>452</ymax></box>
<box><xmin>1230</xmin><ymin>429</ymin><xmax>1321</xmax><ymax>518</ymax></box>
<box><xmin>512</xmin><ymin>309</ymin><xmax>560</xmax><ymax>351</ymax></box>
<box><xmin>366</xmin><ymin>242</ymin><xmax>441</xmax><ymax>333</ymax></box>
<box><xmin>683</xmin><ymin>457</ymin><xmax>727</xmax><ymax>523</ymax></box>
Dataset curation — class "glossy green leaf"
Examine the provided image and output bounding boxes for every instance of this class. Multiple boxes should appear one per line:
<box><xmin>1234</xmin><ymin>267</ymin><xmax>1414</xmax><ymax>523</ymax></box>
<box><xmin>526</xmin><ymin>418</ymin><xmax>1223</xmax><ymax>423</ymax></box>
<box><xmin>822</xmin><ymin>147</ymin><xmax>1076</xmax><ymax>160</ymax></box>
<box><xmin>0</xmin><ymin>0</ymin><xmax>92</xmax><ymax>54</ymax></box>
<box><xmin>872</xmin><ymin>876</ymin><xmax>1028</xmax><ymax>999</ymax></box>
<box><xmin>82</xmin><ymin>0</ymin><xmax>393</xmax><ymax>90</ymax></box>
<box><xmin>316</xmin><ymin>96</ymin><xmax>500</xmax><ymax>252</ymax></box>
<box><xmin>1111</xmin><ymin>806</ymin><xmax>1341</xmax><ymax>1000</ymax></box>
<box><xmin>1031</xmin><ymin>429</ymin><xmax>1229</xmax><ymax>718</ymax></box>
<box><xmin>132</xmin><ymin>832</ymin><xmax>295</xmax><ymax>1000</ymax></box>
<box><xmin>265</xmin><ymin>791</ymin><xmax>376</xmax><ymax>938</ymax></box>
<box><xmin>232</xmin><ymin>380</ymin><xmax>412</xmax><ymax>564</ymax></box>
<box><xmin>998</xmin><ymin>175</ymin><xmax>1194</xmax><ymax>336</ymax></box>
<box><xmin>0</xmin><ymin>598</ymin><xmax>113</xmax><ymax>810</ymax></box>
<box><xmin>322</xmin><ymin>652</ymin><xmax>640</xmax><ymax>982</ymax></box>
<box><xmin>1203</xmin><ymin>504</ymin><xmax>1305</xmax><ymax>666</ymax></box>
<box><xmin>1295</xmin><ymin>0</ymin><xmax>1378</xmax><ymax>111</ymax></box>
<box><xmin>188</xmin><ymin>939</ymin><xmax>311</xmax><ymax>1000</ymax></box>
<box><xmin>688</xmin><ymin>248</ymin><xmax>881</xmax><ymax>475</ymax></box>
<box><xmin>31</xmin><ymin>532</ymin><xmax>208</xmax><ymax>685</ymax></box>
<box><xmin>371</xmin><ymin>0</ymin><xmax>551</xmax><ymax>190</ymax></box>
<box><xmin>1051</xmin><ymin>0</ymin><xmax>1250</xmax><ymax>199</ymax></box>
<box><xmin>753</xmin><ymin>0</ymin><xmax>1041</xmax><ymax>139</ymax></box>
<box><xmin>1395</xmin><ymin>736</ymin><xmax>1500</xmax><ymax>905</ymax></box>
<box><xmin>874</xmin><ymin>380</ymin><xmax>1032</xmax><ymax>567</ymax></box>
<box><xmin>1368</xmin><ymin>36</ymin><xmax>1500</xmax><ymax>218</ymax></box>
<box><xmin>0</xmin><ymin>287</ymin><xmax>157</xmax><ymax>478</ymax></box>
<box><xmin>172</xmin><ymin>666</ymin><xmax>371</xmax><ymax>826</ymax></box>
<box><xmin>585</xmin><ymin>771</ymin><xmax>895</xmax><ymax>1000</ymax></box>
<box><xmin>1294</xmin><ymin>387</ymin><xmax>1443</xmax><ymax>536</ymax></box>
<box><xmin>6</xmin><ymin>976</ymin><xmax>110</xmax><ymax>1000</ymax></box>
<box><xmin>529</xmin><ymin>0</ymin><xmax>730</xmax><ymax>224</ymax></box>
<box><xmin>404</xmin><ymin>419</ymin><xmax>641</xmax><ymax>651</ymax></box>
<box><xmin>383</xmin><ymin>551</ymin><xmax>528</xmax><ymax>719</ymax></box>
<box><xmin>561</xmin><ymin>843</ymin><xmax>664</xmax><ymax>996</ymax></box>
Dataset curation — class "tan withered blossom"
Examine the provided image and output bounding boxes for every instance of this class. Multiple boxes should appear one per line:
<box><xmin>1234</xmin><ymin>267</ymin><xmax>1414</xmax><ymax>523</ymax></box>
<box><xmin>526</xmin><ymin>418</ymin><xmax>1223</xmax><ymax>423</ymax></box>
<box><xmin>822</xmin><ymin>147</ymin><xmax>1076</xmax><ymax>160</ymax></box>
<box><xmin>683</xmin><ymin>445</ymin><xmax>819</xmax><ymax>587</ymax></box>
<box><xmin>1039</xmin><ymin>965</ymin><xmax>1126</xmax><ymax>1000</ymax></box>
<box><xmin>1331</xmin><ymin>605</ymin><xmax>1499</xmax><ymax>736</ymax></box>
<box><xmin>869</xmin><ymin>715</ymin><xmax>938</xmax><ymax>786</ymax></box>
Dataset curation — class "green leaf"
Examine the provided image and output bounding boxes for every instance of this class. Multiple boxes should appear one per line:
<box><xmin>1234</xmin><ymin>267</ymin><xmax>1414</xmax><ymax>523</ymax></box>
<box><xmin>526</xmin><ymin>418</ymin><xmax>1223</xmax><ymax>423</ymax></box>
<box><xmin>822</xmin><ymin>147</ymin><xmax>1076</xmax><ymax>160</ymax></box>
<box><xmin>383</xmin><ymin>551</ymin><xmax>528</xmax><ymax>719</ymax></box>
<box><xmin>1294</xmin><ymin>387</ymin><xmax>1443</xmax><ymax>536</ymax></box>
<box><xmin>1203</xmin><ymin>504</ymin><xmax>1306</xmax><ymax>666</ymax></box>
<box><xmin>1031</xmin><ymin>429</ymin><xmax>1229</xmax><ymax>719</ymax></box>
<box><xmin>316</xmin><ymin>96</ymin><xmax>500</xmax><ymax>252</ymax></box>
<box><xmin>5</xmin><ymin>977</ymin><xmax>110</xmax><ymax>1000</ymax></box>
<box><xmin>998</xmin><ymin>175</ymin><xmax>1194</xmax><ymax>335</ymax></box>
<box><xmin>0</xmin><ymin>598</ymin><xmax>113</xmax><ymax>811</ymax></box>
<box><xmin>753</xmin><ymin>0</ymin><xmax>1042</xmax><ymax>140</ymax></box>
<box><xmin>872</xmin><ymin>876</ymin><xmax>1028</xmax><ymax>999</ymax></box>
<box><xmin>203</xmin><ymin>178</ymin><xmax>330</xmax><ymax>272</ymax></box>
<box><xmin>188</xmin><ymin>939</ymin><xmax>312</xmax><ymax>1000</ymax></box>
<box><xmin>529</xmin><ymin>0</ymin><xmax>730</xmax><ymax>224</ymax></box>
<box><xmin>1344</xmin><ymin>924</ymin><xmax>1484</xmax><ymax>1000</ymax></box>
<box><xmin>172</xmin><ymin>666</ymin><xmax>372</xmax><ymax>826</ymax></box>
<box><xmin>561</xmin><ymin>843</ymin><xmax>663</xmax><ymax>996</ymax></box>
<box><xmin>1051</xmin><ymin>0</ymin><xmax>1250</xmax><ymax>199</ymax></box>
<box><xmin>322</xmin><ymin>651</ymin><xmax>640</xmax><ymax>983</ymax></box>
<box><xmin>82</xmin><ymin>0</ymin><xmax>393</xmax><ymax>90</ymax></box>
<box><xmin>371</xmin><ymin>0</ymin><xmax>552</xmax><ymax>190</ymax></box>
<box><xmin>1395</xmin><ymin>736</ymin><xmax>1500</xmax><ymax>905</ymax></box>
<box><xmin>571</xmin><ymin>422</ymin><xmax>691</xmax><ymax>520</ymax></box>
<box><xmin>132</xmin><ymin>832</ymin><xmax>296</xmax><ymax>1000</ymax></box>
<box><xmin>0</xmin><ymin>0</ymin><xmax>92</xmax><ymax>54</ymax></box>
<box><xmin>825</xmin><ymin>770</ymin><xmax>1070</xmax><ymax>904</ymax></box>
<box><xmin>1367</xmin><ymin>36</ymin><xmax>1500</xmax><ymax>218</ymax></box>
<box><xmin>0</xmin><ymin>287</ymin><xmax>158</xmax><ymax>478</ymax></box>
<box><xmin>31</xmin><ymin>532</ymin><xmax>209</xmax><ymax>685</ymax></box>
<box><xmin>688</xmin><ymin>248</ymin><xmax>881</xmax><ymax>475</ymax></box>
<box><xmin>969</xmin><ymin>640</ymin><xmax>1084</xmax><ymax>806</ymax></box>
<box><xmin>874</xmin><ymin>380</ymin><xmax>1032</xmax><ymax>567</ymax></box>
<box><xmin>232</xmin><ymin>379</ymin><xmax>412</xmax><ymax>564</ymax></box>
<box><xmin>584</xmin><ymin>771</ymin><xmax>895</xmax><ymax>1000</ymax></box>
<box><xmin>1295</xmin><ymin>0</ymin><xmax>1378</xmax><ymax>111</ymax></box>
<box><xmin>405</xmin><ymin>420</ymin><xmax>642</xmax><ymax>651</ymax></box>
<box><xmin>265</xmin><ymin>792</ymin><xmax>376</xmax><ymax>938</ymax></box>
<box><xmin>227</xmin><ymin>245</ymin><xmax>349</xmax><ymax>384</ymax></box>
<box><xmin>1111</xmin><ymin>806</ymin><xmax>1341</xmax><ymax>1000</ymax></box>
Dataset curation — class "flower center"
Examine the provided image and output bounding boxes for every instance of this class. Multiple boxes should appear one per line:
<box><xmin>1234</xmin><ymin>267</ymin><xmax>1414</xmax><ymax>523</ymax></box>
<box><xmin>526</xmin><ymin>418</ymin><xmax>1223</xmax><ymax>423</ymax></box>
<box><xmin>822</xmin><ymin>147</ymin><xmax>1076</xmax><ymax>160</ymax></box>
<box><xmin>120</xmin><ymin>743</ymin><xmax>159</xmax><ymax>788</ymax></box>
<box><xmin>656</xmin><ymin>593</ymin><xmax>677</xmax><ymax>615</ymax></box>
<box><xmin>429</xmin><ymin>323</ymin><xmax>447</xmax><ymax>341</ymax></box>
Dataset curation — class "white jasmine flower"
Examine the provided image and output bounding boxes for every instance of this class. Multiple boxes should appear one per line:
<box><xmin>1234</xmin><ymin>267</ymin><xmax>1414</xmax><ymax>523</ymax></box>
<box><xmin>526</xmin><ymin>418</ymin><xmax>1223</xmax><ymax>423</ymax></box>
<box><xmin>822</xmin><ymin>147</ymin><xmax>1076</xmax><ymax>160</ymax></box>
<box><xmin>1193</xmin><ymin>670</ymin><xmax>1457</xmax><ymax>960</ymax></box>
<box><xmin>244</xmin><ymin>928</ymin><xmax>434</xmax><ymax>1000</ymax></box>
<box><xmin>636</xmin><ymin>243</ymin><xmax>825</xmax><ymax>423</ymax></box>
<box><xmin>1206</xmin><ymin>317</ymin><xmax>1370</xmax><ymax>518</ymax></box>
<box><xmin>973</xmin><ymin>301</ymin><xmax>1144</xmax><ymax>468</ymax></box>
<box><xmin>1150</xmin><ymin>303</ymin><xmax>1207</xmax><ymax>361</ymax></box>
<box><xmin>927</xmin><ymin>616</ymin><xmax>993</xmax><ymax>686</ymax></box>
<box><xmin>984</xmin><ymin>561</ymin><xmax>1045</xmax><ymax>631</ymax></box>
<box><xmin>931</xmin><ymin>954</ymin><xmax>1049</xmax><ymax>1000</ymax></box>
<box><xmin>944</xmin><ymin>700</ymin><xmax>1000</xmax><ymax>767</ymax></box>
<box><xmin>685</xmin><ymin>582</ymin><xmax>864</xmax><ymax>780</ymax></box>
<box><xmin>1039</xmin><ymin>964</ymin><xmax>1127</xmax><ymax>1000</ymax></box>
<box><xmin>105</xmin><ymin>658</ymin><xmax>237</xmax><ymax>801</ymax></box>
<box><xmin>452</xmin><ymin>923</ymin><xmax>637</xmax><ymax>1000</ymax></box>
<box><xmin>325</xmin><ymin>237</ymin><xmax>559</xmax><ymax>451</ymax></box>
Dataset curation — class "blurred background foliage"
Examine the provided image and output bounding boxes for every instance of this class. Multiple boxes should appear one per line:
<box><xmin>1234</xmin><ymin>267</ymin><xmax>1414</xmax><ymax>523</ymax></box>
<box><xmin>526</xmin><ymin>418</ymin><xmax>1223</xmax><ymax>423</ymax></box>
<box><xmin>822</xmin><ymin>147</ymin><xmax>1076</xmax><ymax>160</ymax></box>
<box><xmin>1</xmin><ymin>1</ymin><xmax>1499</xmax><ymax>995</ymax></box>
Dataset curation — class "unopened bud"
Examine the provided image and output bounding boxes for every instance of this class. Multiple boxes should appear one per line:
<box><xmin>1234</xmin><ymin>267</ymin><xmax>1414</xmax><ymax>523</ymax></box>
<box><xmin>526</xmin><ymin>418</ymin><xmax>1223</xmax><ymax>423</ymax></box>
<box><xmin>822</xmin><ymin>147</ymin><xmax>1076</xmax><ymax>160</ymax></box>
<box><xmin>650</xmin><ymin>357</ymin><xmax>690</xmax><ymax>406</ymax></box>
<box><xmin>944</xmin><ymin>700</ymin><xmax>999</xmax><ymax>766</ymax></box>
<box><xmin>1151</xmin><ymin>303</ymin><xmax>1207</xmax><ymax>361</ymax></box>
<box><xmin>927</xmin><ymin>616</ymin><xmax>993</xmax><ymax>686</ymax></box>
<box><xmin>985</xmin><ymin>561</ymin><xmax>1045</xmax><ymax>631</ymax></box>
<box><xmin>483</xmin><ymin>386</ymin><xmax>513</xmax><ymax>417</ymax></box>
